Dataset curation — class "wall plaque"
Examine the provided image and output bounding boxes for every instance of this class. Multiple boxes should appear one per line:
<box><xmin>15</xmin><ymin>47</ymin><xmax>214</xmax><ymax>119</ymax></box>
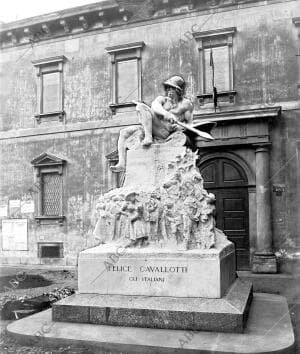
<box><xmin>21</xmin><ymin>200</ymin><xmax>35</xmax><ymax>213</ymax></box>
<box><xmin>0</xmin><ymin>204</ymin><xmax>8</xmax><ymax>217</ymax></box>
<box><xmin>9</xmin><ymin>200</ymin><xmax>21</xmax><ymax>208</ymax></box>
<box><xmin>2</xmin><ymin>219</ymin><xmax>28</xmax><ymax>251</ymax></box>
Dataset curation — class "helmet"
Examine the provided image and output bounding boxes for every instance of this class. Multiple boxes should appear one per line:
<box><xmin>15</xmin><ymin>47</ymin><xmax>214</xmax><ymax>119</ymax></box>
<box><xmin>163</xmin><ymin>75</ymin><xmax>186</xmax><ymax>93</ymax></box>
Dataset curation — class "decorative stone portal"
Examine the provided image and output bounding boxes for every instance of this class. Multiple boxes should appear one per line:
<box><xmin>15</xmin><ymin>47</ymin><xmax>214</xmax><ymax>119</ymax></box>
<box><xmin>195</xmin><ymin>106</ymin><xmax>281</xmax><ymax>274</ymax></box>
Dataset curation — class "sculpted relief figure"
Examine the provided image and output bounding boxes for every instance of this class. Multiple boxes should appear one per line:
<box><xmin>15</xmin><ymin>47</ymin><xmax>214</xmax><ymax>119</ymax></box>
<box><xmin>94</xmin><ymin>197</ymin><xmax>115</xmax><ymax>244</ymax></box>
<box><xmin>144</xmin><ymin>193</ymin><xmax>163</xmax><ymax>242</ymax></box>
<box><xmin>94</xmin><ymin>151</ymin><xmax>217</xmax><ymax>250</ymax></box>
<box><xmin>122</xmin><ymin>192</ymin><xmax>148</xmax><ymax>248</ymax></box>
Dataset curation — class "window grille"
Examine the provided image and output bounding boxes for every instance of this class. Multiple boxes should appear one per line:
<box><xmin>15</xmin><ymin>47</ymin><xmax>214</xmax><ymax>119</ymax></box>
<box><xmin>41</xmin><ymin>245</ymin><xmax>60</xmax><ymax>258</ymax></box>
<box><xmin>31</xmin><ymin>152</ymin><xmax>66</xmax><ymax>225</ymax></box>
<box><xmin>42</xmin><ymin>173</ymin><xmax>62</xmax><ymax>216</ymax></box>
<box><xmin>38</xmin><ymin>242</ymin><xmax>63</xmax><ymax>258</ymax></box>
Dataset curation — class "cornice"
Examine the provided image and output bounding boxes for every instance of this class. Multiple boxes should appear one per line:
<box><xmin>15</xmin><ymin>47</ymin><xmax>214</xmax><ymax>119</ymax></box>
<box><xmin>193</xmin><ymin>26</ymin><xmax>236</xmax><ymax>40</ymax></box>
<box><xmin>105</xmin><ymin>41</ymin><xmax>145</xmax><ymax>53</ymax></box>
<box><xmin>32</xmin><ymin>55</ymin><xmax>67</xmax><ymax>66</ymax></box>
<box><xmin>0</xmin><ymin>0</ymin><xmax>289</xmax><ymax>49</ymax></box>
<box><xmin>194</xmin><ymin>106</ymin><xmax>281</xmax><ymax>123</ymax></box>
<box><xmin>31</xmin><ymin>152</ymin><xmax>67</xmax><ymax>166</ymax></box>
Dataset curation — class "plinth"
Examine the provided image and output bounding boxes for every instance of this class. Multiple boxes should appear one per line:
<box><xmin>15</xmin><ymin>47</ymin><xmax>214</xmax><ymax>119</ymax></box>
<box><xmin>77</xmin><ymin>231</ymin><xmax>235</xmax><ymax>298</ymax></box>
<box><xmin>53</xmin><ymin>231</ymin><xmax>253</xmax><ymax>333</ymax></box>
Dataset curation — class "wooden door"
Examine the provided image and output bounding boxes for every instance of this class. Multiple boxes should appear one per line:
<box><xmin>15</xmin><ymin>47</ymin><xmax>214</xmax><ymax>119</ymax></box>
<box><xmin>199</xmin><ymin>158</ymin><xmax>250</xmax><ymax>270</ymax></box>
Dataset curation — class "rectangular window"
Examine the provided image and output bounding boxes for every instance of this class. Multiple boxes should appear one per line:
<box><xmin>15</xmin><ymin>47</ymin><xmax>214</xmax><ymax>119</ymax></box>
<box><xmin>32</xmin><ymin>56</ymin><xmax>66</xmax><ymax>123</ymax></box>
<box><xmin>38</xmin><ymin>242</ymin><xmax>63</xmax><ymax>258</ymax></box>
<box><xmin>41</xmin><ymin>245</ymin><xmax>60</xmax><ymax>258</ymax></box>
<box><xmin>204</xmin><ymin>46</ymin><xmax>229</xmax><ymax>93</ymax></box>
<box><xmin>41</xmin><ymin>172</ymin><xmax>62</xmax><ymax>216</ymax></box>
<box><xmin>106</xmin><ymin>42</ymin><xmax>145</xmax><ymax>113</ymax></box>
<box><xmin>31</xmin><ymin>152</ymin><xmax>66</xmax><ymax>225</ymax></box>
<box><xmin>42</xmin><ymin>72</ymin><xmax>60</xmax><ymax>113</ymax></box>
<box><xmin>193</xmin><ymin>28</ymin><xmax>236</xmax><ymax>106</ymax></box>
<box><xmin>116</xmin><ymin>59</ymin><xmax>139</xmax><ymax>103</ymax></box>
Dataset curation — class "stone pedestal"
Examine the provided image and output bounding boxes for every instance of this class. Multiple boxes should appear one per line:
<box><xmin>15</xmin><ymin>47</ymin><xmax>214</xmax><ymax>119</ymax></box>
<box><xmin>78</xmin><ymin>231</ymin><xmax>235</xmax><ymax>298</ymax></box>
<box><xmin>53</xmin><ymin>278</ymin><xmax>252</xmax><ymax>333</ymax></box>
<box><xmin>53</xmin><ymin>229</ymin><xmax>254</xmax><ymax>334</ymax></box>
<box><xmin>253</xmin><ymin>146</ymin><xmax>277</xmax><ymax>273</ymax></box>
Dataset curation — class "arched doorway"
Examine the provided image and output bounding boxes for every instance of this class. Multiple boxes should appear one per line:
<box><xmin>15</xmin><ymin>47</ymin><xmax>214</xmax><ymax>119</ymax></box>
<box><xmin>199</xmin><ymin>158</ymin><xmax>250</xmax><ymax>270</ymax></box>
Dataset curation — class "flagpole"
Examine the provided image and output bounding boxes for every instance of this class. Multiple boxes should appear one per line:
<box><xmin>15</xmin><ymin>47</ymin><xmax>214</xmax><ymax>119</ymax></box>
<box><xmin>210</xmin><ymin>41</ymin><xmax>217</xmax><ymax>112</ymax></box>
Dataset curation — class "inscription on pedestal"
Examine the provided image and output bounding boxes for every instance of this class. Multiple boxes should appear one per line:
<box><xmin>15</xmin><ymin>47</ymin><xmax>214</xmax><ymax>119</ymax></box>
<box><xmin>107</xmin><ymin>264</ymin><xmax>188</xmax><ymax>284</ymax></box>
<box><xmin>78</xmin><ymin>240</ymin><xmax>236</xmax><ymax>298</ymax></box>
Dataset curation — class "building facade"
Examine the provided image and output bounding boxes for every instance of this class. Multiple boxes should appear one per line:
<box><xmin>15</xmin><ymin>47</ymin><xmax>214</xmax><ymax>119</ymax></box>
<box><xmin>0</xmin><ymin>0</ymin><xmax>299</xmax><ymax>274</ymax></box>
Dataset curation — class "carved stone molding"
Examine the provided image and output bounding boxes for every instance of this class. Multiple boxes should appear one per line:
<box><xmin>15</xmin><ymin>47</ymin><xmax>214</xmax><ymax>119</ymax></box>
<box><xmin>194</xmin><ymin>106</ymin><xmax>281</xmax><ymax>148</ymax></box>
<box><xmin>0</xmin><ymin>0</ymin><xmax>274</xmax><ymax>48</ymax></box>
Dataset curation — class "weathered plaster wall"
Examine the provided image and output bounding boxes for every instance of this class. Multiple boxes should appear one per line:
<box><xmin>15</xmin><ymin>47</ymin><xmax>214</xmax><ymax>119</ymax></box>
<box><xmin>0</xmin><ymin>0</ymin><xmax>299</xmax><ymax>270</ymax></box>
<box><xmin>0</xmin><ymin>129</ymin><xmax>119</xmax><ymax>265</ymax></box>
<box><xmin>0</xmin><ymin>1</ymin><xmax>298</xmax><ymax>129</ymax></box>
<box><xmin>270</xmin><ymin>109</ymin><xmax>300</xmax><ymax>273</ymax></box>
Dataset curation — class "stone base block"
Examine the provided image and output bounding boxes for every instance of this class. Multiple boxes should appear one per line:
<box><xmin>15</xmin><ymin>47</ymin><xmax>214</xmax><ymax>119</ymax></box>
<box><xmin>252</xmin><ymin>254</ymin><xmax>277</xmax><ymax>273</ymax></box>
<box><xmin>7</xmin><ymin>293</ymin><xmax>295</xmax><ymax>354</ymax></box>
<box><xmin>52</xmin><ymin>278</ymin><xmax>252</xmax><ymax>333</ymax></box>
<box><xmin>78</xmin><ymin>235</ymin><xmax>235</xmax><ymax>298</ymax></box>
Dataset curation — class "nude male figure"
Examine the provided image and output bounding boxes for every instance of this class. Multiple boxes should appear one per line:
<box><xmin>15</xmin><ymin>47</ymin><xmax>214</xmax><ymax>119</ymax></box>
<box><xmin>111</xmin><ymin>75</ymin><xmax>193</xmax><ymax>173</ymax></box>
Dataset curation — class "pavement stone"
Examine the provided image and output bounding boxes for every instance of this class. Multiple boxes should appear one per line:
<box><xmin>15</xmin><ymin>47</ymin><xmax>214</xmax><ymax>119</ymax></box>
<box><xmin>0</xmin><ymin>266</ymin><xmax>299</xmax><ymax>353</ymax></box>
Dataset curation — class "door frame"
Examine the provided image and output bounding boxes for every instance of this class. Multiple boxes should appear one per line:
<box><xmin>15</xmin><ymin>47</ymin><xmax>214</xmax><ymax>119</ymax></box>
<box><xmin>198</xmin><ymin>151</ymin><xmax>256</xmax><ymax>270</ymax></box>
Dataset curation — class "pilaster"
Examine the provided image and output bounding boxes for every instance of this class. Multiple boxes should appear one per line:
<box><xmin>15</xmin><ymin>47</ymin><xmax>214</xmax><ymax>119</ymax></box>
<box><xmin>252</xmin><ymin>145</ymin><xmax>277</xmax><ymax>273</ymax></box>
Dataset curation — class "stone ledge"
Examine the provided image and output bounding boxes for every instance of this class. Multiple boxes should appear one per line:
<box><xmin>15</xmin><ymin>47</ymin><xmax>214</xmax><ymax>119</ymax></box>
<box><xmin>7</xmin><ymin>293</ymin><xmax>295</xmax><ymax>353</ymax></box>
<box><xmin>79</xmin><ymin>241</ymin><xmax>235</xmax><ymax>259</ymax></box>
<box><xmin>52</xmin><ymin>279</ymin><xmax>252</xmax><ymax>333</ymax></box>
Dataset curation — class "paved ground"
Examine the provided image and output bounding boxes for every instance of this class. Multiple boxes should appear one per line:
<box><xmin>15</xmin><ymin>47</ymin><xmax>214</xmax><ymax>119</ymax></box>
<box><xmin>0</xmin><ymin>266</ymin><xmax>299</xmax><ymax>353</ymax></box>
<box><xmin>5</xmin><ymin>294</ymin><xmax>296</xmax><ymax>354</ymax></box>
<box><xmin>0</xmin><ymin>266</ymin><xmax>82</xmax><ymax>353</ymax></box>
<box><xmin>238</xmin><ymin>271</ymin><xmax>300</xmax><ymax>353</ymax></box>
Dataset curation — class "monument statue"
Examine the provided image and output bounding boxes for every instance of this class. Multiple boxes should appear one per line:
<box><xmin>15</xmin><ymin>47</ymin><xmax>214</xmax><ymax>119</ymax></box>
<box><xmin>53</xmin><ymin>76</ymin><xmax>252</xmax><ymax>336</ymax></box>
<box><xmin>93</xmin><ymin>75</ymin><xmax>220</xmax><ymax>250</ymax></box>
<box><xmin>110</xmin><ymin>75</ymin><xmax>214</xmax><ymax>173</ymax></box>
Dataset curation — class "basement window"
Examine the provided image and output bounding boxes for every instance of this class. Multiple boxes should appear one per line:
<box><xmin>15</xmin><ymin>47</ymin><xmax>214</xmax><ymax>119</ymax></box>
<box><xmin>38</xmin><ymin>243</ymin><xmax>63</xmax><ymax>258</ymax></box>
